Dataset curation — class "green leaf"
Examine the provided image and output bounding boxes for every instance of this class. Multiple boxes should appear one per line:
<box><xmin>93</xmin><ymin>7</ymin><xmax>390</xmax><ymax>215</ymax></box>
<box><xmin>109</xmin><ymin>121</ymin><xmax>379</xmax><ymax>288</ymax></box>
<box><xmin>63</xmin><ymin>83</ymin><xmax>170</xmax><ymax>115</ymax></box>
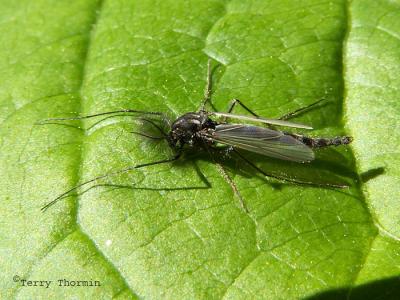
<box><xmin>0</xmin><ymin>0</ymin><xmax>398</xmax><ymax>299</ymax></box>
<box><xmin>344</xmin><ymin>0</ymin><xmax>400</xmax><ymax>288</ymax></box>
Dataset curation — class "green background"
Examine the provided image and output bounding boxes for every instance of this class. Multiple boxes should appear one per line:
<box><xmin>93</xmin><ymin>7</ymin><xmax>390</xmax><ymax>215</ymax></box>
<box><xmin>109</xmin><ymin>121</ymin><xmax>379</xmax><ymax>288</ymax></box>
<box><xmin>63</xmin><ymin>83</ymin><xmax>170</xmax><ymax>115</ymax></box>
<box><xmin>0</xmin><ymin>0</ymin><xmax>399</xmax><ymax>299</ymax></box>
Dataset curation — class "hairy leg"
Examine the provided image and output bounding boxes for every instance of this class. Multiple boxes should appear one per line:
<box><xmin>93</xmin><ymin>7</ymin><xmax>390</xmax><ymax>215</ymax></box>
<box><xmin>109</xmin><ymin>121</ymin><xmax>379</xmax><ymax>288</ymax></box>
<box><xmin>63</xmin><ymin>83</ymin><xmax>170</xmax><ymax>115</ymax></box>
<box><xmin>278</xmin><ymin>98</ymin><xmax>327</xmax><ymax>120</ymax></box>
<box><xmin>199</xmin><ymin>59</ymin><xmax>213</xmax><ymax>111</ymax></box>
<box><xmin>41</xmin><ymin>152</ymin><xmax>182</xmax><ymax>212</ymax></box>
<box><xmin>233</xmin><ymin>149</ymin><xmax>348</xmax><ymax>189</ymax></box>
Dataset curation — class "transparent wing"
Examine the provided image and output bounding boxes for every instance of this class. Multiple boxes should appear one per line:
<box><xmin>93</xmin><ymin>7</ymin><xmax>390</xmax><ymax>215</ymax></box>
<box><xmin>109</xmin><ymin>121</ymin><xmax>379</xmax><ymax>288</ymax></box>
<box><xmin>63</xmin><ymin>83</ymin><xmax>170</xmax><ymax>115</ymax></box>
<box><xmin>210</xmin><ymin>124</ymin><xmax>315</xmax><ymax>162</ymax></box>
<box><xmin>209</xmin><ymin>112</ymin><xmax>313</xmax><ymax>129</ymax></box>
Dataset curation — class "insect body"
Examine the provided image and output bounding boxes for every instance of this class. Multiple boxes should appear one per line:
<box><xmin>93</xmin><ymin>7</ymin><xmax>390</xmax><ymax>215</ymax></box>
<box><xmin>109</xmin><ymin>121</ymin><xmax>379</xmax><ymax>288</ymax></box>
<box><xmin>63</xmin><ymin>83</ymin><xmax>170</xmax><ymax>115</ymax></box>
<box><xmin>38</xmin><ymin>60</ymin><xmax>352</xmax><ymax>212</ymax></box>
<box><xmin>168</xmin><ymin>111</ymin><xmax>216</xmax><ymax>148</ymax></box>
<box><xmin>167</xmin><ymin>109</ymin><xmax>351</xmax><ymax>163</ymax></box>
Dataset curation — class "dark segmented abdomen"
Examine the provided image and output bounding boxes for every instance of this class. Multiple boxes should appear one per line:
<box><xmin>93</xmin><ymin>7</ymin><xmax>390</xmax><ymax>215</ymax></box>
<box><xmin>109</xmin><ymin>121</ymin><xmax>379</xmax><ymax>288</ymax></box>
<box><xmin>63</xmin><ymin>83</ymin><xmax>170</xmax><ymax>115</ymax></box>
<box><xmin>287</xmin><ymin>133</ymin><xmax>353</xmax><ymax>148</ymax></box>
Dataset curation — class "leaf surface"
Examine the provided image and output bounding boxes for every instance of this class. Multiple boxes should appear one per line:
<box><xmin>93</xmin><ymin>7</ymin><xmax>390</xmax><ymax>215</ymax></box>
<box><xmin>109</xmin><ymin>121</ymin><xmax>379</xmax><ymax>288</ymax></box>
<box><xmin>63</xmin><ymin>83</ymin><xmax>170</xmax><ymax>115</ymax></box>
<box><xmin>0</xmin><ymin>0</ymin><xmax>399</xmax><ymax>299</ymax></box>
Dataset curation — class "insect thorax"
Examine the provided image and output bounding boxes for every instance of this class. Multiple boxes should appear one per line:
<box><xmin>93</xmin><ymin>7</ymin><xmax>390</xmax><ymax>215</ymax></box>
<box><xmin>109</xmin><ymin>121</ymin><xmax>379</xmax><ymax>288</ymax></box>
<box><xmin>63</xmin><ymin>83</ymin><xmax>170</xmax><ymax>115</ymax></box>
<box><xmin>168</xmin><ymin>111</ymin><xmax>216</xmax><ymax>148</ymax></box>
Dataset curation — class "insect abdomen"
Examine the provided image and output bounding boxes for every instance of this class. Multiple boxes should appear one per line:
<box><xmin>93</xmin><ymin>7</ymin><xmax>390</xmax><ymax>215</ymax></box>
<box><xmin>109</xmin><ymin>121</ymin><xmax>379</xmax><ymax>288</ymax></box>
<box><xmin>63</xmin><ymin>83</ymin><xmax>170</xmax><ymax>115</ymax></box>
<box><xmin>289</xmin><ymin>134</ymin><xmax>353</xmax><ymax>148</ymax></box>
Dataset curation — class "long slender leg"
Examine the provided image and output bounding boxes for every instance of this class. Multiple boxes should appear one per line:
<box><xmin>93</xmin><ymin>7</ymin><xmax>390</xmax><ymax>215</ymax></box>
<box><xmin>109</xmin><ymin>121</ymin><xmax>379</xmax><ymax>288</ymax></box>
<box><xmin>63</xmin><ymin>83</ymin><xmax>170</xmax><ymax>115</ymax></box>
<box><xmin>215</xmin><ymin>163</ymin><xmax>249</xmax><ymax>213</ymax></box>
<box><xmin>130</xmin><ymin>117</ymin><xmax>168</xmax><ymax>139</ymax></box>
<box><xmin>86</xmin><ymin>114</ymin><xmax>171</xmax><ymax>134</ymax></box>
<box><xmin>278</xmin><ymin>98</ymin><xmax>327</xmax><ymax>120</ymax></box>
<box><xmin>136</xmin><ymin>117</ymin><xmax>167</xmax><ymax>137</ymax></box>
<box><xmin>130</xmin><ymin>131</ymin><xmax>164</xmax><ymax>140</ymax></box>
<box><xmin>41</xmin><ymin>152</ymin><xmax>182</xmax><ymax>212</ymax></box>
<box><xmin>42</xmin><ymin>112</ymin><xmax>169</xmax><ymax>138</ymax></box>
<box><xmin>77</xmin><ymin>160</ymin><xmax>212</xmax><ymax>195</ymax></box>
<box><xmin>227</xmin><ymin>98</ymin><xmax>260</xmax><ymax>117</ymax></box>
<box><xmin>220</xmin><ymin>98</ymin><xmax>261</xmax><ymax>123</ymax></box>
<box><xmin>202</xmin><ymin>144</ymin><xmax>249</xmax><ymax>213</ymax></box>
<box><xmin>233</xmin><ymin>149</ymin><xmax>348</xmax><ymax>189</ymax></box>
<box><xmin>35</xmin><ymin>109</ymin><xmax>168</xmax><ymax>125</ymax></box>
<box><xmin>199</xmin><ymin>59</ymin><xmax>213</xmax><ymax>111</ymax></box>
<box><xmin>87</xmin><ymin>113</ymin><xmax>138</xmax><ymax>130</ymax></box>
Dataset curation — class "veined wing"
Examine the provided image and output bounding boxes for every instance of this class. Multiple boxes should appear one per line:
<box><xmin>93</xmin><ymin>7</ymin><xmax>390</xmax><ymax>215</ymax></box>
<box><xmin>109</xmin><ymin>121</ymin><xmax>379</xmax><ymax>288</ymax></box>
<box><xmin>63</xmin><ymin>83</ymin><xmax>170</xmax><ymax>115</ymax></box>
<box><xmin>210</xmin><ymin>124</ymin><xmax>315</xmax><ymax>163</ymax></box>
<box><xmin>209</xmin><ymin>112</ymin><xmax>313</xmax><ymax>129</ymax></box>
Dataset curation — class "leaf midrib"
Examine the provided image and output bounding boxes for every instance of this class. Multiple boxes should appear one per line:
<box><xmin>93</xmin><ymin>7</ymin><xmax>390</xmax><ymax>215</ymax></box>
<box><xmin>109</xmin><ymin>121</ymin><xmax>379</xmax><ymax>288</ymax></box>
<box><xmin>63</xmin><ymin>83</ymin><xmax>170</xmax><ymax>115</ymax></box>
<box><xmin>6</xmin><ymin>1</ymin><xmax>138</xmax><ymax>299</ymax></box>
<box><xmin>66</xmin><ymin>0</ymin><xmax>139</xmax><ymax>298</ymax></box>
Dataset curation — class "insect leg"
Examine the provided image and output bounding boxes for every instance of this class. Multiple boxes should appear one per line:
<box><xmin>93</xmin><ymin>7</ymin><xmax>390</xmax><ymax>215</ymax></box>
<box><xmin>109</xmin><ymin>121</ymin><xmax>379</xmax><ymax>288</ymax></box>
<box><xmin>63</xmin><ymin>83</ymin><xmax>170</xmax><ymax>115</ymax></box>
<box><xmin>278</xmin><ymin>98</ymin><xmax>327</xmax><ymax>120</ymax></box>
<box><xmin>36</xmin><ymin>109</ymin><xmax>168</xmax><ymax>125</ymax></box>
<box><xmin>135</xmin><ymin>117</ymin><xmax>168</xmax><ymax>137</ymax></box>
<box><xmin>233</xmin><ymin>149</ymin><xmax>348</xmax><ymax>188</ymax></box>
<box><xmin>226</xmin><ymin>99</ymin><xmax>260</xmax><ymax>117</ymax></box>
<box><xmin>215</xmin><ymin>163</ymin><xmax>249</xmax><ymax>213</ymax></box>
<box><xmin>219</xmin><ymin>98</ymin><xmax>261</xmax><ymax>123</ymax></box>
<box><xmin>130</xmin><ymin>132</ymin><xmax>164</xmax><ymax>140</ymax></box>
<box><xmin>199</xmin><ymin>59</ymin><xmax>213</xmax><ymax>111</ymax></box>
<box><xmin>41</xmin><ymin>152</ymin><xmax>182</xmax><ymax>212</ymax></box>
<box><xmin>130</xmin><ymin>117</ymin><xmax>168</xmax><ymax>139</ymax></box>
<box><xmin>87</xmin><ymin>113</ymin><xmax>140</xmax><ymax>130</ymax></box>
<box><xmin>202</xmin><ymin>143</ymin><xmax>249</xmax><ymax>212</ymax></box>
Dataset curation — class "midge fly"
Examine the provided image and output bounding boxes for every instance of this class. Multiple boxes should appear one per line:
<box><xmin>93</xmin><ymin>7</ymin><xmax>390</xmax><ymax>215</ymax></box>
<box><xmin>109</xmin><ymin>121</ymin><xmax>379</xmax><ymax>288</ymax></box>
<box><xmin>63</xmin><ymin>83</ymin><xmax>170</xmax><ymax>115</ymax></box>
<box><xmin>39</xmin><ymin>60</ymin><xmax>352</xmax><ymax>213</ymax></box>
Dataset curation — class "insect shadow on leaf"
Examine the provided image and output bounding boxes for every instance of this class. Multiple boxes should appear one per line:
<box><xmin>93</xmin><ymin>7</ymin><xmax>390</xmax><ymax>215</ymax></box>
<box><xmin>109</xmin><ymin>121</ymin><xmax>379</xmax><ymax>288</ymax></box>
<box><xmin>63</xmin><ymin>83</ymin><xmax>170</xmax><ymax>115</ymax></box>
<box><xmin>36</xmin><ymin>59</ymin><xmax>354</xmax><ymax>213</ymax></box>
